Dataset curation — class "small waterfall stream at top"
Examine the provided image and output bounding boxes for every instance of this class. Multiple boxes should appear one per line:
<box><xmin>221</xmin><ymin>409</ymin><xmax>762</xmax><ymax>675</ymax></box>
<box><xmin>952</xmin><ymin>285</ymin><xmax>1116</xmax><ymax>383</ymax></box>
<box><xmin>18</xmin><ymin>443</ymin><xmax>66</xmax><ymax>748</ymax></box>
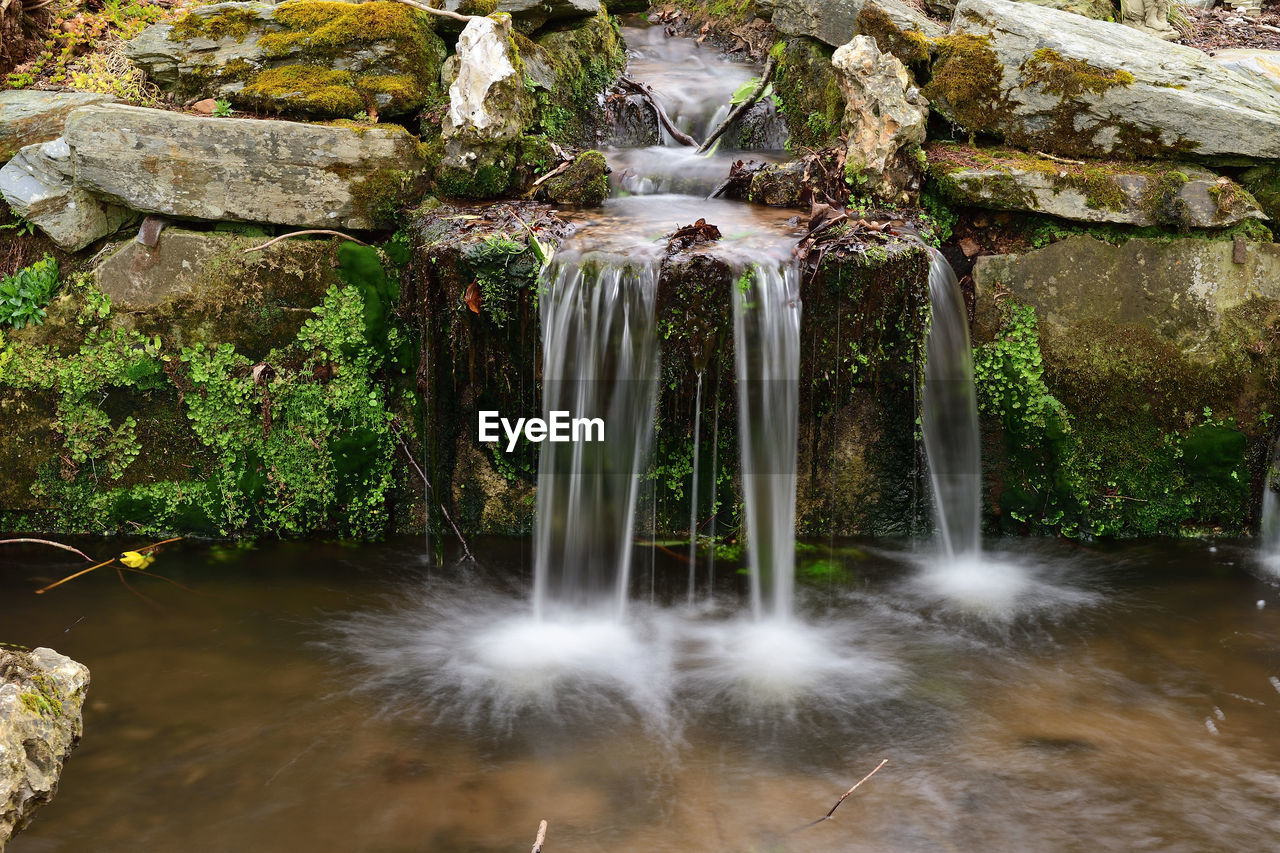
<box><xmin>921</xmin><ymin>250</ymin><xmax>982</xmax><ymax>560</ymax></box>
<box><xmin>532</xmin><ymin>253</ymin><xmax>661</xmax><ymax>619</ymax></box>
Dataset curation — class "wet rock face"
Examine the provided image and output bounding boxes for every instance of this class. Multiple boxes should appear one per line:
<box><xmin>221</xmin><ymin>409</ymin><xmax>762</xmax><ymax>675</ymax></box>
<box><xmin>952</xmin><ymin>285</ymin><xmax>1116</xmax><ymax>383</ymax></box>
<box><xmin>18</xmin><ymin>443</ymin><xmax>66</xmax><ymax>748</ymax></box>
<box><xmin>928</xmin><ymin>143</ymin><xmax>1266</xmax><ymax>228</ymax></box>
<box><xmin>125</xmin><ymin>1</ymin><xmax>446</xmax><ymax>118</ymax></box>
<box><xmin>771</xmin><ymin>0</ymin><xmax>944</xmax><ymax>49</ymax></box>
<box><xmin>0</xmin><ymin>90</ymin><xmax>116</xmax><ymax>163</ymax></box>
<box><xmin>832</xmin><ymin>35</ymin><xmax>927</xmax><ymax>202</ymax></box>
<box><xmin>928</xmin><ymin>0</ymin><xmax>1280</xmax><ymax>160</ymax></box>
<box><xmin>0</xmin><ymin>647</ymin><xmax>90</xmax><ymax>850</ymax></box>
<box><xmin>63</xmin><ymin>104</ymin><xmax>425</xmax><ymax>230</ymax></box>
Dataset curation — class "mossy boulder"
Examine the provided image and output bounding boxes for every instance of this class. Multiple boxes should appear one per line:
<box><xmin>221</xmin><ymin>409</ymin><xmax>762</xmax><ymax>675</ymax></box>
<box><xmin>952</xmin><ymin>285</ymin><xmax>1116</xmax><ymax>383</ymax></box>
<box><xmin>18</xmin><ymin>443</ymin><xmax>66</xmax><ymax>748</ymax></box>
<box><xmin>522</xmin><ymin>8</ymin><xmax>627</xmax><ymax>145</ymax></box>
<box><xmin>771</xmin><ymin>0</ymin><xmax>943</xmax><ymax>50</ymax></box>
<box><xmin>927</xmin><ymin>142</ymin><xmax>1266</xmax><ymax>228</ymax></box>
<box><xmin>971</xmin><ymin>235</ymin><xmax>1280</xmax><ymax>537</ymax></box>
<box><xmin>773</xmin><ymin>37</ymin><xmax>845</xmax><ymax>149</ymax></box>
<box><xmin>927</xmin><ymin>0</ymin><xmax>1280</xmax><ymax>161</ymax></box>
<box><xmin>125</xmin><ymin>0</ymin><xmax>447</xmax><ymax>118</ymax></box>
<box><xmin>538</xmin><ymin>150</ymin><xmax>609</xmax><ymax>206</ymax></box>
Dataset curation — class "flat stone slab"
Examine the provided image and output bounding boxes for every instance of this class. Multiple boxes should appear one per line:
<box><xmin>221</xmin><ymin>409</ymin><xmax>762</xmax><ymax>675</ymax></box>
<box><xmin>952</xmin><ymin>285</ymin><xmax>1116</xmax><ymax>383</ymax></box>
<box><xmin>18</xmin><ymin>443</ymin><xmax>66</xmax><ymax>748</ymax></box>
<box><xmin>1211</xmin><ymin>48</ymin><xmax>1280</xmax><ymax>96</ymax></box>
<box><xmin>0</xmin><ymin>138</ymin><xmax>135</xmax><ymax>251</ymax></box>
<box><xmin>63</xmin><ymin>104</ymin><xmax>426</xmax><ymax>229</ymax></box>
<box><xmin>0</xmin><ymin>90</ymin><xmax>116</xmax><ymax>163</ymax></box>
<box><xmin>927</xmin><ymin>143</ymin><xmax>1265</xmax><ymax>228</ymax></box>
<box><xmin>772</xmin><ymin>0</ymin><xmax>944</xmax><ymax>49</ymax></box>
<box><xmin>928</xmin><ymin>0</ymin><xmax>1280</xmax><ymax>160</ymax></box>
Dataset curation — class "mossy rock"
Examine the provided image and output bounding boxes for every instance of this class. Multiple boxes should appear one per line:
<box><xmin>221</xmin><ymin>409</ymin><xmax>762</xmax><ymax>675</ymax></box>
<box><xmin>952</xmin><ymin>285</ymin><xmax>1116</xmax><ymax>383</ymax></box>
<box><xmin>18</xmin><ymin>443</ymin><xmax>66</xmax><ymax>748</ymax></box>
<box><xmin>538</xmin><ymin>150</ymin><xmax>609</xmax><ymax>206</ymax></box>
<box><xmin>126</xmin><ymin>1</ymin><xmax>447</xmax><ymax>119</ymax></box>
<box><xmin>521</xmin><ymin>8</ymin><xmax>627</xmax><ymax>146</ymax></box>
<box><xmin>772</xmin><ymin>36</ymin><xmax>846</xmax><ymax>149</ymax></box>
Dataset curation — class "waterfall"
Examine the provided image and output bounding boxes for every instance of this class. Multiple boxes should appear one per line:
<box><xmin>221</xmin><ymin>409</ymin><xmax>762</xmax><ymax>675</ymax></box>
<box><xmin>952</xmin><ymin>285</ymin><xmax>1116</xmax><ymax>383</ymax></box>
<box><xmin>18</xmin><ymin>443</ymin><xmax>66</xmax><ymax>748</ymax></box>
<box><xmin>1261</xmin><ymin>439</ymin><xmax>1280</xmax><ymax>570</ymax></box>
<box><xmin>733</xmin><ymin>261</ymin><xmax>802</xmax><ymax>620</ymax></box>
<box><xmin>532</xmin><ymin>252</ymin><xmax>661</xmax><ymax>619</ymax></box>
<box><xmin>687</xmin><ymin>371</ymin><xmax>703</xmax><ymax>606</ymax></box>
<box><xmin>922</xmin><ymin>250</ymin><xmax>982</xmax><ymax>560</ymax></box>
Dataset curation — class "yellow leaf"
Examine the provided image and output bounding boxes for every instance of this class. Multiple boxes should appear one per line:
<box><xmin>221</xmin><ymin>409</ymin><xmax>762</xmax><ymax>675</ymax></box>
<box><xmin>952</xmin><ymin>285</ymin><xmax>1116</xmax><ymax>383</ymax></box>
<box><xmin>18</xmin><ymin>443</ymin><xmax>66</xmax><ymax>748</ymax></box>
<box><xmin>119</xmin><ymin>550</ymin><xmax>155</xmax><ymax>570</ymax></box>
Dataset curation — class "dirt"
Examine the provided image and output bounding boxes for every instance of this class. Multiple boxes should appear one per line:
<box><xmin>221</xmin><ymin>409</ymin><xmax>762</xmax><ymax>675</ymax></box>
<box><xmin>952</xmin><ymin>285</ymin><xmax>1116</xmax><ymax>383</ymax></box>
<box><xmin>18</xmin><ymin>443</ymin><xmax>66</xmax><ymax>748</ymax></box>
<box><xmin>1179</xmin><ymin>4</ymin><xmax>1280</xmax><ymax>52</ymax></box>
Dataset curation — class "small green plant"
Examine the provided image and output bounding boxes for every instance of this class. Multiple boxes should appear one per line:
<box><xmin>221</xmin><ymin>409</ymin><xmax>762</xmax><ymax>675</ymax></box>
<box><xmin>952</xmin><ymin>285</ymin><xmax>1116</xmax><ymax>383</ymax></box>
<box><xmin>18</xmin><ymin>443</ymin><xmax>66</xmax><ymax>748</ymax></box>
<box><xmin>0</xmin><ymin>215</ymin><xmax>37</xmax><ymax>237</ymax></box>
<box><xmin>213</xmin><ymin>98</ymin><xmax>233</xmax><ymax>117</ymax></box>
<box><xmin>0</xmin><ymin>256</ymin><xmax>60</xmax><ymax>330</ymax></box>
<box><xmin>352</xmin><ymin>110</ymin><xmax>370</xmax><ymax>122</ymax></box>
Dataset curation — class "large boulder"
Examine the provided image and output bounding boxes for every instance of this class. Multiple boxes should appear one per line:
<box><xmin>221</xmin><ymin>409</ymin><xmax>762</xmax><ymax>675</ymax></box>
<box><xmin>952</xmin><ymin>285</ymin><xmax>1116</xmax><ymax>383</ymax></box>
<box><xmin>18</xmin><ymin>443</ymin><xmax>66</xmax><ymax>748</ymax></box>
<box><xmin>0</xmin><ymin>138</ymin><xmax>135</xmax><ymax>251</ymax></box>
<box><xmin>63</xmin><ymin>104</ymin><xmax>426</xmax><ymax>229</ymax></box>
<box><xmin>928</xmin><ymin>143</ymin><xmax>1266</xmax><ymax>228</ymax></box>
<box><xmin>1</xmin><ymin>647</ymin><xmax>90</xmax><ymax>850</ymax></box>
<box><xmin>771</xmin><ymin>0</ymin><xmax>944</xmax><ymax>49</ymax></box>
<box><xmin>0</xmin><ymin>90</ymin><xmax>116</xmax><ymax>163</ymax></box>
<box><xmin>926</xmin><ymin>0</ymin><xmax>1280</xmax><ymax>160</ymax></box>
<box><xmin>125</xmin><ymin>1</ymin><xmax>447</xmax><ymax>118</ymax></box>
<box><xmin>832</xmin><ymin>35</ymin><xmax>927</xmax><ymax>202</ymax></box>
<box><xmin>436</xmin><ymin>0</ymin><xmax>600</xmax><ymax>33</ymax></box>
<box><xmin>1009</xmin><ymin>0</ymin><xmax>1115</xmax><ymax>18</ymax></box>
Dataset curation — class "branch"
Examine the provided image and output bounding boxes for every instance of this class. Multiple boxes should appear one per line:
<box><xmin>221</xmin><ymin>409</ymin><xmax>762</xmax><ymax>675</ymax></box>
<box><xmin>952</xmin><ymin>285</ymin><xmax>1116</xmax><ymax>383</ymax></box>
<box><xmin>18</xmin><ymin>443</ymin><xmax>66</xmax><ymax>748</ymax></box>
<box><xmin>243</xmin><ymin>230</ymin><xmax>369</xmax><ymax>254</ymax></box>
<box><xmin>531</xmin><ymin>820</ymin><xmax>548</xmax><ymax>853</ymax></box>
<box><xmin>619</xmin><ymin>76</ymin><xmax>699</xmax><ymax>147</ymax></box>
<box><xmin>387</xmin><ymin>0</ymin><xmax>478</xmax><ymax>23</ymax></box>
<box><xmin>390</xmin><ymin>421</ymin><xmax>476</xmax><ymax>562</ymax></box>
<box><xmin>823</xmin><ymin>759</ymin><xmax>888</xmax><ymax>820</ymax></box>
<box><xmin>0</xmin><ymin>538</ymin><xmax>93</xmax><ymax>562</ymax></box>
<box><xmin>697</xmin><ymin>57</ymin><xmax>776</xmax><ymax>155</ymax></box>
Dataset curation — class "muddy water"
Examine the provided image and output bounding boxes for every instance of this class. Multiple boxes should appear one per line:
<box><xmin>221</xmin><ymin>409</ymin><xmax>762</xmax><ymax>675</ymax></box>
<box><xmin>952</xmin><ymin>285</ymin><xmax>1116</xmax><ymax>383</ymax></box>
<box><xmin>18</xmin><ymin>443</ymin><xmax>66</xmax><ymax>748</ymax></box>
<box><xmin>3</xmin><ymin>538</ymin><xmax>1279</xmax><ymax>852</ymax></box>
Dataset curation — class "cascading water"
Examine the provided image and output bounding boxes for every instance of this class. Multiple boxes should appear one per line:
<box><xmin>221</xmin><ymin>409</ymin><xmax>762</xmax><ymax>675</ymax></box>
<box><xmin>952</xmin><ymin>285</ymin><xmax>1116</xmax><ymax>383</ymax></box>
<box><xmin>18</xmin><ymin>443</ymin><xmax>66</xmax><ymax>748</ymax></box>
<box><xmin>687</xmin><ymin>371</ymin><xmax>703</xmax><ymax>606</ymax></box>
<box><xmin>532</xmin><ymin>253</ymin><xmax>661</xmax><ymax>618</ymax></box>
<box><xmin>922</xmin><ymin>250</ymin><xmax>982</xmax><ymax>560</ymax></box>
<box><xmin>1260</xmin><ymin>439</ymin><xmax>1280</xmax><ymax>574</ymax></box>
<box><xmin>733</xmin><ymin>261</ymin><xmax>802</xmax><ymax>620</ymax></box>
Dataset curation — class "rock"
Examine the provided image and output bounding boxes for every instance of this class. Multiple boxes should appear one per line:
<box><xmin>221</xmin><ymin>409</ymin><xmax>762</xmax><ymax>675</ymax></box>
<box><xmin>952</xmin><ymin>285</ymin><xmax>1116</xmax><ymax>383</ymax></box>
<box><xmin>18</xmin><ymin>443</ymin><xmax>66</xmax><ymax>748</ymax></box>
<box><xmin>604</xmin><ymin>92</ymin><xmax>660</xmax><ymax>147</ymax></box>
<box><xmin>63</xmin><ymin>104</ymin><xmax>426</xmax><ymax>229</ymax></box>
<box><xmin>435</xmin><ymin>0</ymin><xmax>600</xmax><ymax>33</ymax></box>
<box><xmin>832</xmin><ymin>35</ymin><xmax>927</xmax><ymax>201</ymax></box>
<box><xmin>748</xmin><ymin>160</ymin><xmax>808</xmax><ymax>206</ymax></box>
<box><xmin>926</xmin><ymin>0</ymin><xmax>1280</xmax><ymax>160</ymax></box>
<box><xmin>773</xmin><ymin>37</ymin><xmax>847</xmax><ymax>149</ymax></box>
<box><xmin>438</xmin><ymin>14</ymin><xmax>534</xmax><ymax>198</ymax></box>
<box><xmin>1119</xmin><ymin>0</ymin><xmax>1177</xmax><ymax>40</ymax></box>
<box><xmin>1211</xmin><ymin>48</ymin><xmax>1280</xmax><ymax>95</ymax></box>
<box><xmin>538</xmin><ymin>150</ymin><xmax>609</xmax><ymax>206</ymax></box>
<box><xmin>92</xmin><ymin>229</ymin><xmax>344</xmax><ymax>358</ymax></box>
<box><xmin>191</xmin><ymin>97</ymin><xmax>219</xmax><ymax>115</ymax></box>
<box><xmin>0</xmin><ymin>139</ymin><xmax>135</xmax><ymax>251</ymax></box>
<box><xmin>125</xmin><ymin>1</ymin><xmax>447</xmax><ymax>118</ymax></box>
<box><xmin>0</xmin><ymin>647</ymin><xmax>90</xmax><ymax>850</ymax></box>
<box><xmin>771</xmin><ymin>0</ymin><xmax>944</xmax><ymax>49</ymax></box>
<box><xmin>928</xmin><ymin>143</ymin><xmax>1266</xmax><ymax>228</ymax></box>
<box><xmin>1010</xmin><ymin>0</ymin><xmax>1114</xmax><ymax>18</ymax></box>
<box><xmin>1241</xmin><ymin>162</ymin><xmax>1280</xmax><ymax>223</ymax></box>
<box><xmin>0</xmin><ymin>90</ymin><xmax>116</xmax><ymax>163</ymax></box>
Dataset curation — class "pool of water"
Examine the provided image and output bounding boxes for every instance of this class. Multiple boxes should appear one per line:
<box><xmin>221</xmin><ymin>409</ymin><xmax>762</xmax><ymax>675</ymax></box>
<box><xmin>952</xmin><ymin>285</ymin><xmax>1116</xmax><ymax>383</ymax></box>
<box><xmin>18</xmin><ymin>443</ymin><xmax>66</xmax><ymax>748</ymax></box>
<box><xmin>3</xmin><ymin>537</ymin><xmax>1280</xmax><ymax>852</ymax></box>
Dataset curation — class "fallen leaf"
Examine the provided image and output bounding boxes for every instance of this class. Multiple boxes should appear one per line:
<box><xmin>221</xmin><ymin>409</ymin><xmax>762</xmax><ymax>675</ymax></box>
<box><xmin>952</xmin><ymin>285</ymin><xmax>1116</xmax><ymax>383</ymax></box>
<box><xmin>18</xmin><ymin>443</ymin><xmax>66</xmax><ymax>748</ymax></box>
<box><xmin>465</xmin><ymin>281</ymin><xmax>482</xmax><ymax>313</ymax></box>
<box><xmin>120</xmin><ymin>550</ymin><xmax>156</xmax><ymax>570</ymax></box>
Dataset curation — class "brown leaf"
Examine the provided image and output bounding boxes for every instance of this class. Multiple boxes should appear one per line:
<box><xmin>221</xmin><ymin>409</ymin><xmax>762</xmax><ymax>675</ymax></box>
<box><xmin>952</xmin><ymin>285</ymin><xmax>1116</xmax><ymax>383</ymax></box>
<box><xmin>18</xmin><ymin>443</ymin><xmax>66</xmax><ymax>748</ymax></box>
<box><xmin>465</xmin><ymin>281</ymin><xmax>482</xmax><ymax>313</ymax></box>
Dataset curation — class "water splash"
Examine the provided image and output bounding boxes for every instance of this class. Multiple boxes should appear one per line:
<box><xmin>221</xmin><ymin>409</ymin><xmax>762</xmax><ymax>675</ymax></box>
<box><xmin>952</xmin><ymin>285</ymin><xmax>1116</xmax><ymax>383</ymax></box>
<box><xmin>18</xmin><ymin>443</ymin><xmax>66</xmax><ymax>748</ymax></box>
<box><xmin>533</xmin><ymin>252</ymin><xmax>661</xmax><ymax>619</ymax></box>
<box><xmin>733</xmin><ymin>262</ymin><xmax>802</xmax><ymax>620</ymax></box>
<box><xmin>922</xmin><ymin>249</ymin><xmax>982</xmax><ymax>560</ymax></box>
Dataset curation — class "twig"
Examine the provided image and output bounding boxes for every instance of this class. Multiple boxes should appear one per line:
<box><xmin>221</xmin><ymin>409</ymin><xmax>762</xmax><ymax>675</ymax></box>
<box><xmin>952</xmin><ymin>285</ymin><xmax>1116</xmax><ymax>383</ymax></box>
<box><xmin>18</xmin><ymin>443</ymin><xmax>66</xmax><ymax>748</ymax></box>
<box><xmin>1035</xmin><ymin>150</ymin><xmax>1086</xmax><ymax>165</ymax></box>
<box><xmin>242</xmin><ymin>230</ymin><xmax>369</xmax><ymax>254</ymax></box>
<box><xmin>823</xmin><ymin>759</ymin><xmax>888</xmax><ymax>820</ymax></box>
<box><xmin>697</xmin><ymin>57</ymin><xmax>776</xmax><ymax>155</ymax></box>
<box><xmin>386</xmin><ymin>0</ymin><xmax>477</xmax><ymax>23</ymax></box>
<box><xmin>531</xmin><ymin>820</ymin><xmax>548</xmax><ymax>853</ymax></box>
<box><xmin>619</xmin><ymin>76</ymin><xmax>699</xmax><ymax>147</ymax></box>
<box><xmin>390</xmin><ymin>421</ymin><xmax>475</xmax><ymax>562</ymax></box>
<box><xmin>531</xmin><ymin>159</ymin><xmax>572</xmax><ymax>189</ymax></box>
<box><xmin>34</xmin><ymin>537</ymin><xmax>182</xmax><ymax>595</ymax></box>
<box><xmin>0</xmin><ymin>538</ymin><xmax>93</xmax><ymax>562</ymax></box>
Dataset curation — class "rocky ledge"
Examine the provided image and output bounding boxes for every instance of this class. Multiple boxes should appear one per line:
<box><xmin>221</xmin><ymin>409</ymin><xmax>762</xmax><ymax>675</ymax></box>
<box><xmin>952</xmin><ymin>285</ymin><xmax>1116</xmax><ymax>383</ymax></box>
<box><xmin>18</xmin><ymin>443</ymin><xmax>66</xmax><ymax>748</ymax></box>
<box><xmin>0</xmin><ymin>647</ymin><xmax>90</xmax><ymax>851</ymax></box>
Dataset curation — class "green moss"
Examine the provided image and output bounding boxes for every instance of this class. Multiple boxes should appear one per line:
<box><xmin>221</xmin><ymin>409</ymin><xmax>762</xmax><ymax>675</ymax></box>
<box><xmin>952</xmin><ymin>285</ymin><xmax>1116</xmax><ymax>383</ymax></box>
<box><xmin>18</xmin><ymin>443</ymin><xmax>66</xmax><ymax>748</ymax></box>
<box><xmin>1021</xmin><ymin>48</ymin><xmax>1134</xmax><ymax>98</ymax></box>
<box><xmin>524</xmin><ymin>9</ymin><xmax>626</xmax><ymax>145</ymax></box>
<box><xmin>20</xmin><ymin>689</ymin><xmax>61</xmax><ymax>717</ymax></box>
<box><xmin>241</xmin><ymin>65</ymin><xmax>364</xmax><ymax>115</ymax></box>
<box><xmin>169</xmin><ymin>8</ymin><xmax>258</xmax><ymax>42</ymax></box>
<box><xmin>347</xmin><ymin>167</ymin><xmax>426</xmax><ymax>226</ymax></box>
<box><xmin>261</xmin><ymin>1</ymin><xmax>429</xmax><ymax>56</ymax></box>
<box><xmin>856</xmin><ymin>6</ymin><xmax>931</xmax><ymax>67</ymax></box>
<box><xmin>436</xmin><ymin>162</ymin><xmax>513</xmax><ymax>200</ymax></box>
<box><xmin>774</xmin><ymin>37</ymin><xmax>846</xmax><ymax>149</ymax></box>
<box><xmin>923</xmin><ymin>34</ymin><xmax>1011</xmax><ymax>139</ymax></box>
<box><xmin>540</xmin><ymin>150</ymin><xmax>609</xmax><ymax>206</ymax></box>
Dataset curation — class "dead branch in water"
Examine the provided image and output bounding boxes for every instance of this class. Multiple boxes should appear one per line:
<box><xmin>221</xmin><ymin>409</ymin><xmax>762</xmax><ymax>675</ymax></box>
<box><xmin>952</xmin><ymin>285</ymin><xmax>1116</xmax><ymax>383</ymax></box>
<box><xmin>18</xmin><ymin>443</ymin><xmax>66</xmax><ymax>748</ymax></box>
<box><xmin>34</xmin><ymin>537</ymin><xmax>183</xmax><ymax>595</ymax></box>
<box><xmin>823</xmin><ymin>759</ymin><xmax>888</xmax><ymax>820</ymax></box>
<box><xmin>618</xmin><ymin>76</ymin><xmax>699</xmax><ymax>147</ymax></box>
<box><xmin>531</xmin><ymin>819</ymin><xmax>548</xmax><ymax>853</ymax></box>
<box><xmin>0</xmin><ymin>538</ymin><xmax>93</xmax><ymax>562</ymax></box>
<box><xmin>697</xmin><ymin>57</ymin><xmax>776</xmax><ymax>155</ymax></box>
<box><xmin>390</xmin><ymin>420</ymin><xmax>475</xmax><ymax>562</ymax></box>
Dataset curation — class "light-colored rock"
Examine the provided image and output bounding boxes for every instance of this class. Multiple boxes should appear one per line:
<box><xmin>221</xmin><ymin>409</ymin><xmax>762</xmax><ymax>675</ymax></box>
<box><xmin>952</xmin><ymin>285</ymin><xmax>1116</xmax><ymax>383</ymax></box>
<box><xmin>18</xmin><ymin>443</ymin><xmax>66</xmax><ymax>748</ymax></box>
<box><xmin>1211</xmin><ymin>48</ymin><xmax>1280</xmax><ymax>95</ymax></box>
<box><xmin>125</xmin><ymin>1</ymin><xmax>446</xmax><ymax>118</ymax></box>
<box><xmin>832</xmin><ymin>35</ymin><xmax>927</xmax><ymax>201</ymax></box>
<box><xmin>771</xmin><ymin>0</ymin><xmax>944</xmax><ymax>49</ymax></box>
<box><xmin>0</xmin><ymin>90</ymin><xmax>116</xmax><ymax>163</ymax></box>
<box><xmin>1010</xmin><ymin>0</ymin><xmax>1114</xmax><ymax>19</ymax></box>
<box><xmin>63</xmin><ymin>104</ymin><xmax>425</xmax><ymax>229</ymax></box>
<box><xmin>928</xmin><ymin>143</ymin><xmax>1266</xmax><ymax>227</ymax></box>
<box><xmin>0</xmin><ymin>139</ymin><xmax>134</xmax><ymax>251</ymax></box>
<box><xmin>928</xmin><ymin>0</ymin><xmax>1280</xmax><ymax>160</ymax></box>
<box><xmin>0</xmin><ymin>647</ymin><xmax>90</xmax><ymax>850</ymax></box>
<box><xmin>444</xmin><ymin>15</ymin><xmax>529</xmax><ymax>146</ymax></box>
<box><xmin>973</xmin><ymin>235</ymin><xmax>1280</xmax><ymax>353</ymax></box>
<box><xmin>1119</xmin><ymin>0</ymin><xmax>1177</xmax><ymax>39</ymax></box>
